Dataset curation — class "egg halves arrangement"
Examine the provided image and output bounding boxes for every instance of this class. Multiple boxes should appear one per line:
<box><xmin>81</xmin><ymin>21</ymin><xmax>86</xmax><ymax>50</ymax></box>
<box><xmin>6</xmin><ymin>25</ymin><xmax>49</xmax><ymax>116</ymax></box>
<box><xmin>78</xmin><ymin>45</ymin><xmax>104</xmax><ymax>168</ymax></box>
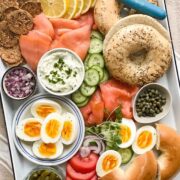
<box><xmin>16</xmin><ymin>99</ymin><xmax>78</xmax><ymax>159</ymax></box>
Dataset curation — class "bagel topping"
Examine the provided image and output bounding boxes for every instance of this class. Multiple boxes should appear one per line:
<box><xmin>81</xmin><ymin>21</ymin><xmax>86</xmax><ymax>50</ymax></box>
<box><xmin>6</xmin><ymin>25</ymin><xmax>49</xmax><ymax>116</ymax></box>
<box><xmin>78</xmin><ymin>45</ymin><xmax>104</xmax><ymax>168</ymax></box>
<box><xmin>132</xmin><ymin>126</ymin><xmax>157</xmax><ymax>154</ymax></box>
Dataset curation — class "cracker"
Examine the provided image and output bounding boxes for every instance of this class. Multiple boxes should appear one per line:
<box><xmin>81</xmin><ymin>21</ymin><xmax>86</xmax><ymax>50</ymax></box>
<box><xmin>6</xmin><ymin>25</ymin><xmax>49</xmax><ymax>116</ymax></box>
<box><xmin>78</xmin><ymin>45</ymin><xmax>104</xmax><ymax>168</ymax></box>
<box><xmin>0</xmin><ymin>21</ymin><xmax>19</xmax><ymax>48</ymax></box>
<box><xmin>7</xmin><ymin>9</ymin><xmax>33</xmax><ymax>35</ymax></box>
<box><xmin>0</xmin><ymin>45</ymin><xmax>23</xmax><ymax>66</ymax></box>
<box><xmin>21</xmin><ymin>1</ymin><xmax>42</xmax><ymax>17</ymax></box>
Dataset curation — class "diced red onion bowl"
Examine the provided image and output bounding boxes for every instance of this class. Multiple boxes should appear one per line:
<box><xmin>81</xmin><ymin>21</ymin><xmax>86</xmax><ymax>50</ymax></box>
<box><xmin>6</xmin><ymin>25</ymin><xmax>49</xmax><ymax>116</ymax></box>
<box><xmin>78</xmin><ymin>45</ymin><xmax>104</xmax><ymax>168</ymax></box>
<box><xmin>2</xmin><ymin>66</ymin><xmax>37</xmax><ymax>100</ymax></box>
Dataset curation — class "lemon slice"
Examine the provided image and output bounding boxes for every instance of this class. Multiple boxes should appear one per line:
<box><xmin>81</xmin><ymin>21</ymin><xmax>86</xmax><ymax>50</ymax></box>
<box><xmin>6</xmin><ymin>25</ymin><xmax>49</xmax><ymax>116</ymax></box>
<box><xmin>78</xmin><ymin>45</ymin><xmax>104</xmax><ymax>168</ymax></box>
<box><xmin>73</xmin><ymin>0</ymin><xmax>84</xmax><ymax>18</ymax></box>
<box><xmin>63</xmin><ymin>0</ymin><xmax>78</xmax><ymax>19</ymax></box>
<box><xmin>40</xmin><ymin>0</ymin><xmax>67</xmax><ymax>18</ymax></box>
<box><xmin>91</xmin><ymin>0</ymin><xmax>96</xmax><ymax>7</ymax></box>
<box><xmin>81</xmin><ymin>0</ymin><xmax>92</xmax><ymax>14</ymax></box>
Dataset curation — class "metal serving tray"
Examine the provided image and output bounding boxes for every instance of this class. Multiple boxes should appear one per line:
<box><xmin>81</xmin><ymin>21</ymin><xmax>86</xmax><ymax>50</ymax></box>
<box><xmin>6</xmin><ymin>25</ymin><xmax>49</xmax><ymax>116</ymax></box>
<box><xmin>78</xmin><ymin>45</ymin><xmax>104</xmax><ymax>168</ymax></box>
<box><xmin>0</xmin><ymin>0</ymin><xmax>180</xmax><ymax>179</ymax></box>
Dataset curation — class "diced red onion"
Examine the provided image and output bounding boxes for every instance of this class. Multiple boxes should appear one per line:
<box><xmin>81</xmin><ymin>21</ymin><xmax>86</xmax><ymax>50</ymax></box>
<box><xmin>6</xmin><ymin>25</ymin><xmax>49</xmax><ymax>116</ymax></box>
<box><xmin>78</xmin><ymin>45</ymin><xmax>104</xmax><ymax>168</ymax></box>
<box><xmin>4</xmin><ymin>67</ymin><xmax>36</xmax><ymax>99</ymax></box>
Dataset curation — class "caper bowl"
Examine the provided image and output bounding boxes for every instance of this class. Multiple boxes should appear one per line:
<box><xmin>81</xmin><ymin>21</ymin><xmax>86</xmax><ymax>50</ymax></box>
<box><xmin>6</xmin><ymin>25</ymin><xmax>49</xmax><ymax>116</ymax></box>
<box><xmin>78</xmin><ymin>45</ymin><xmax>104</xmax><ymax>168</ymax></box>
<box><xmin>133</xmin><ymin>83</ymin><xmax>172</xmax><ymax>124</ymax></box>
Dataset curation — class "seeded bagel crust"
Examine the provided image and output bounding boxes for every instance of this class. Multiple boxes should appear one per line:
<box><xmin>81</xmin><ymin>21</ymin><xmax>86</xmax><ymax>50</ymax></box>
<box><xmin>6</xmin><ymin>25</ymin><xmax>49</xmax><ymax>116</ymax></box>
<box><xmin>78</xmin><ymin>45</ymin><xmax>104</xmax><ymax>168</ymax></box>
<box><xmin>104</xmin><ymin>24</ymin><xmax>172</xmax><ymax>86</ymax></box>
<box><xmin>94</xmin><ymin>0</ymin><xmax>158</xmax><ymax>35</ymax></box>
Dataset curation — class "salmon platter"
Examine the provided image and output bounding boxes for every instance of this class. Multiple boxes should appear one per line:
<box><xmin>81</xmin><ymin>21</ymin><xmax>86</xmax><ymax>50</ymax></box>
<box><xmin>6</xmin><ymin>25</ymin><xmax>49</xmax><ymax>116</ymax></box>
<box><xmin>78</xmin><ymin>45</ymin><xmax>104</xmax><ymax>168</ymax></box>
<box><xmin>1</xmin><ymin>0</ymin><xmax>180</xmax><ymax>180</ymax></box>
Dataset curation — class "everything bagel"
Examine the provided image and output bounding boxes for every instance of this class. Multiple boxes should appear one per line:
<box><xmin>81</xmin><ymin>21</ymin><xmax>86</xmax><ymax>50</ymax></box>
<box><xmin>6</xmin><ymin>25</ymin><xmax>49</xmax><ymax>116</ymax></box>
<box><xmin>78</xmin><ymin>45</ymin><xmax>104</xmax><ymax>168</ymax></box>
<box><xmin>94</xmin><ymin>0</ymin><xmax>158</xmax><ymax>34</ymax></box>
<box><xmin>103</xmin><ymin>15</ymin><xmax>172</xmax><ymax>86</ymax></box>
<box><xmin>156</xmin><ymin>124</ymin><xmax>180</xmax><ymax>180</ymax></box>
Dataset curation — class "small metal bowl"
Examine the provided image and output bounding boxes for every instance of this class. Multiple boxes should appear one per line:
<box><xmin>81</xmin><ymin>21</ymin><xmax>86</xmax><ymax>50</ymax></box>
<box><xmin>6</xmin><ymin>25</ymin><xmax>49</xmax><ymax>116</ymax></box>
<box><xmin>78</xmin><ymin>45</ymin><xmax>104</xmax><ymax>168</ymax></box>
<box><xmin>2</xmin><ymin>66</ymin><xmax>37</xmax><ymax>100</ymax></box>
<box><xmin>133</xmin><ymin>83</ymin><xmax>172</xmax><ymax>124</ymax></box>
<box><xmin>25</xmin><ymin>166</ymin><xmax>65</xmax><ymax>180</ymax></box>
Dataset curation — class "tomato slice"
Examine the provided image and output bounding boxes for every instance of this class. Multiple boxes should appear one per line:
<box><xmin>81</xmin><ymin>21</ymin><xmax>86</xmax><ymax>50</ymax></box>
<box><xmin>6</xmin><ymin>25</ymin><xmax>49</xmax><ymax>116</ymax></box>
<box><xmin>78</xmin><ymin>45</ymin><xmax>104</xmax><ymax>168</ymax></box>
<box><xmin>66</xmin><ymin>176</ymin><xmax>73</xmax><ymax>180</ymax></box>
<box><xmin>66</xmin><ymin>163</ymin><xmax>96</xmax><ymax>180</ymax></box>
<box><xmin>69</xmin><ymin>153</ymin><xmax>99</xmax><ymax>173</ymax></box>
<box><xmin>91</xmin><ymin>175</ymin><xmax>98</xmax><ymax>180</ymax></box>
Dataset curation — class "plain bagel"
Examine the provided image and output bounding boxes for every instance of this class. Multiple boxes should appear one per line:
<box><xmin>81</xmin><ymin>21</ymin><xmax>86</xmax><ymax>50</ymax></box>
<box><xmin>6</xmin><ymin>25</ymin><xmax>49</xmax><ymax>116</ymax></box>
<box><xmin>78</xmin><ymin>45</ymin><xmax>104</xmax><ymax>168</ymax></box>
<box><xmin>100</xmin><ymin>151</ymin><xmax>158</xmax><ymax>180</ymax></box>
<box><xmin>94</xmin><ymin>0</ymin><xmax>158</xmax><ymax>34</ymax></box>
<box><xmin>103</xmin><ymin>15</ymin><xmax>172</xmax><ymax>86</ymax></box>
<box><xmin>156</xmin><ymin>124</ymin><xmax>180</xmax><ymax>180</ymax></box>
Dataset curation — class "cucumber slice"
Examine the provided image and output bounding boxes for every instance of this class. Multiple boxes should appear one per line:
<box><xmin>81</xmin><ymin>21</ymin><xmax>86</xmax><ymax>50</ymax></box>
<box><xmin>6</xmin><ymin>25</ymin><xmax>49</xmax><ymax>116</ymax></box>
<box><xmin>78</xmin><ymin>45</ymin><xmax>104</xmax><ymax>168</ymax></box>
<box><xmin>100</xmin><ymin>69</ymin><xmax>109</xmax><ymax>83</ymax></box>
<box><xmin>77</xmin><ymin>98</ymin><xmax>89</xmax><ymax>107</ymax></box>
<box><xmin>91</xmin><ymin>30</ymin><xmax>103</xmax><ymax>40</ymax></box>
<box><xmin>89</xmin><ymin>38</ymin><xmax>103</xmax><ymax>54</ymax></box>
<box><xmin>88</xmin><ymin>54</ymin><xmax>104</xmax><ymax>68</ymax></box>
<box><xmin>84</xmin><ymin>54</ymin><xmax>91</xmax><ymax>71</ymax></box>
<box><xmin>80</xmin><ymin>83</ymin><xmax>96</xmax><ymax>96</ymax></box>
<box><xmin>91</xmin><ymin>65</ymin><xmax>104</xmax><ymax>80</ymax></box>
<box><xmin>72</xmin><ymin>90</ymin><xmax>87</xmax><ymax>104</ymax></box>
<box><xmin>119</xmin><ymin>148</ymin><xmax>134</xmax><ymax>164</ymax></box>
<box><xmin>85</xmin><ymin>69</ymin><xmax>100</xmax><ymax>86</ymax></box>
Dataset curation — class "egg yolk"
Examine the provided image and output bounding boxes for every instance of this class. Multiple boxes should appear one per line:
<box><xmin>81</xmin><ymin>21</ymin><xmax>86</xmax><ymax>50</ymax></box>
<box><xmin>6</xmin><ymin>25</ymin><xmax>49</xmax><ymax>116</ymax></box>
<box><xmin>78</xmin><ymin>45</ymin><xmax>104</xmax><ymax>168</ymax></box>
<box><xmin>61</xmin><ymin>121</ymin><xmax>73</xmax><ymax>141</ymax></box>
<box><xmin>45</xmin><ymin>119</ymin><xmax>61</xmax><ymax>138</ymax></box>
<box><xmin>24</xmin><ymin>121</ymin><xmax>41</xmax><ymax>137</ymax></box>
<box><xmin>137</xmin><ymin>131</ymin><xmax>152</xmax><ymax>148</ymax></box>
<box><xmin>102</xmin><ymin>155</ymin><xmax>118</xmax><ymax>172</ymax></box>
<box><xmin>39</xmin><ymin>143</ymin><xmax>56</xmax><ymax>157</ymax></box>
<box><xmin>120</xmin><ymin>125</ymin><xmax>131</xmax><ymax>143</ymax></box>
<box><xmin>36</xmin><ymin>105</ymin><xmax>56</xmax><ymax>118</ymax></box>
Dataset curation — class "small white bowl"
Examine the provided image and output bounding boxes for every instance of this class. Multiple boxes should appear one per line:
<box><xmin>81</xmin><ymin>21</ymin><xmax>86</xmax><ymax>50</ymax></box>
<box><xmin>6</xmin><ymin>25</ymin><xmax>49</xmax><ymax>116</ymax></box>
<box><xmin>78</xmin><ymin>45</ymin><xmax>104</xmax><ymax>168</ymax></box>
<box><xmin>37</xmin><ymin>48</ymin><xmax>85</xmax><ymax>96</ymax></box>
<box><xmin>133</xmin><ymin>83</ymin><xmax>172</xmax><ymax>124</ymax></box>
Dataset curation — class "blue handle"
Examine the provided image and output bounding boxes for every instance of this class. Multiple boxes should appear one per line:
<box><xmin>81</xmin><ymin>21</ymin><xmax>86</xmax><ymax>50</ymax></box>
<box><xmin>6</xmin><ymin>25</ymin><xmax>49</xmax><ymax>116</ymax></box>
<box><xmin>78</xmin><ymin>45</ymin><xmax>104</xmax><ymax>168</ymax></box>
<box><xmin>120</xmin><ymin>0</ymin><xmax>167</xmax><ymax>20</ymax></box>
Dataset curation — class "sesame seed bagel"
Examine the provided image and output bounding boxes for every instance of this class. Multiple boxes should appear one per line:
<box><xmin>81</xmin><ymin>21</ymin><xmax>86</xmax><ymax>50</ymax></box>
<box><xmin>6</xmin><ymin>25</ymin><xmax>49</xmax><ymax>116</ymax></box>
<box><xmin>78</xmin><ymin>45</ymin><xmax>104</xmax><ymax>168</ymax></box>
<box><xmin>94</xmin><ymin>0</ymin><xmax>158</xmax><ymax>35</ymax></box>
<box><xmin>104</xmin><ymin>15</ymin><xmax>172</xmax><ymax>86</ymax></box>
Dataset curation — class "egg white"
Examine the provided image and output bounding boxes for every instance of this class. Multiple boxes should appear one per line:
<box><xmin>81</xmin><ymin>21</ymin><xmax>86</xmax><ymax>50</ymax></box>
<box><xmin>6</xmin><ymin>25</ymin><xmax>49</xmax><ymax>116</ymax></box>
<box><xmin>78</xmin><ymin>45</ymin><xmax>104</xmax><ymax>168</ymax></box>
<box><xmin>61</xmin><ymin>112</ymin><xmax>78</xmax><ymax>145</ymax></box>
<box><xmin>118</xmin><ymin>118</ymin><xmax>137</xmax><ymax>148</ymax></box>
<box><xmin>96</xmin><ymin>150</ymin><xmax>122</xmax><ymax>177</ymax></box>
<box><xmin>41</xmin><ymin>113</ymin><xmax>64</xmax><ymax>143</ymax></box>
<box><xmin>31</xmin><ymin>99</ymin><xmax>62</xmax><ymax>119</ymax></box>
<box><xmin>32</xmin><ymin>140</ymin><xmax>63</xmax><ymax>159</ymax></box>
<box><xmin>132</xmin><ymin>126</ymin><xmax>157</xmax><ymax>154</ymax></box>
<box><xmin>16</xmin><ymin>118</ymin><xmax>43</xmax><ymax>142</ymax></box>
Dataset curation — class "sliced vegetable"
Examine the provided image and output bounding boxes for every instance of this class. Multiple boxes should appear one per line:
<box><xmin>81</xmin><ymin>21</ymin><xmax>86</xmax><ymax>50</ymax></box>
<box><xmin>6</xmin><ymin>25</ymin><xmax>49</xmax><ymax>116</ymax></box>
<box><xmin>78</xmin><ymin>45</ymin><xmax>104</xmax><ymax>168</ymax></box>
<box><xmin>69</xmin><ymin>153</ymin><xmax>99</xmax><ymax>173</ymax></box>
<box><xmin>84</xmin><ymin>54</ymin><xmax>91</xmax><ymax>71</ymax></box>
<box><xmin>89</xmin><ymin>38</ymin><xmax>103</xmax><ymax>54</ymax></box>
<box><xmin>91</xmin><ymin>66</ymin><xmax>104</xmax><ymax>80</ymax></box>
<box><xmin>66</xmin><ymin>164</ymin><xmax>96</xmax><ymax>180</ymax></box>
<box><xmin>72</xmin><ymin>90</ymin><xmax>87</xmax><ymax>104</ymax></box>
<box><xmin>88</xmin><ymin>54</ymin><xmax>104</xmax><ymax>68</ymax></box>
<box><xmin>91</xmin><ymin>30</ymin><xmax>103</xmax><ymax>40</ymax></box>
<box><xmin>80</xmin><ymin>83</ymin><xmax>96</xmax><ymax>97</ymax></box>
<box><xmin>76</xmin><ymin>98</ymin><xmax>89</xmax><ymax>107</ymax></box>
<box><xmin>100</xmin><ymin>69</ymin><xmax>109</xmax><ymax>83</ymax></box>
<box><xmin>119</xmin><ymin>148</ymin><xmax>134</xmax><ymax>164</ymax></box>
<box><xmin>84</xmin><ymin>69</ymin><xmax>100</xmax><ymax>86</ymax></box>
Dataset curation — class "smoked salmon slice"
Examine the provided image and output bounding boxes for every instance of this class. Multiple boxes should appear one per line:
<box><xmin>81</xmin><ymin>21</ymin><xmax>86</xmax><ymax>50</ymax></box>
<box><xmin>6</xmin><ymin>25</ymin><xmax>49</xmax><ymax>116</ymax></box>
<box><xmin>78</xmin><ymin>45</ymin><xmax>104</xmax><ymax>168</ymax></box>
<box><xmin>50</xmin><ymin>18</ymin><xmax>81</xmax><ymax>30</ymax></box>
<box><xmin>76</xmin><ymin>11</ymin><xmax>94</xmax><ymax>28</ymax></box>
<box><xmin>19</xmin><ymin>30</ymin><xmax>52</xmax><ymax>71</ymax></box>
<box><xmin>51</xmin><ymin>25</ymin><xmax>91</xmax><ymax>60</ymax></box>
<box><xmin>33</xmin><ymin>13</ymin><xmax>55</xmax><ymax>39</ymax></box>
<box><xmin>80</xmin><ymin>90</ymin><xmax>104</xmax><ymax>126</ymax></box>
<box><xmin>100</xmin><ymin>79</ymin><xmax>139</xmax><ymax>119</ymax></box>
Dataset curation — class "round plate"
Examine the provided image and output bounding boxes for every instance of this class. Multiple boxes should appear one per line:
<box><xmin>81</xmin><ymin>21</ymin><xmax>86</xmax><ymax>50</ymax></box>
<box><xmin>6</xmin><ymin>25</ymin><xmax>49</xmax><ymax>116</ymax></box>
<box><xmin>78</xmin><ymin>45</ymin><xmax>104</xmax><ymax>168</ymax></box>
<box><xmin>12</xmin><ymin>94</ymin><xmax>85</xmax><ymax>166</ymax></box>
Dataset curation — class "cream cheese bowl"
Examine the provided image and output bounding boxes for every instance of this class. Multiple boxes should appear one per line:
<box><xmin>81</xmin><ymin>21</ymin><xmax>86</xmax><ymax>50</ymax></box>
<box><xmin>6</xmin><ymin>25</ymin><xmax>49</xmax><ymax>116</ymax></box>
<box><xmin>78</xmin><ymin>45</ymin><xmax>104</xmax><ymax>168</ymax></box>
<box><xmin>37</xmin><ymin>48</ymin><xmax>85</xmax><ymax>96</ymax></box>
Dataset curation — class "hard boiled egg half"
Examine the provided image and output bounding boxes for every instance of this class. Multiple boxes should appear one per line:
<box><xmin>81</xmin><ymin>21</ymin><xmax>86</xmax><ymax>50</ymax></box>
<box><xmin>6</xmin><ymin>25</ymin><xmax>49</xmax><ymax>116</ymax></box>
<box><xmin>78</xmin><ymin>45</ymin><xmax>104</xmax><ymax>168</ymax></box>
<box><xmin>41</xmin><ymin>113</ymin><xmax>64</xmax><ymax>143</ymax></box>
<box><xmin>132</xmin><ymin>126</ymin><xmax>157</xmax><ymax>154</ymax></box>
<box><xmin>96</xmin><ymin>150</ymin><xmax>122</xmax><ymax>177</ymax></box>
<box><xmin>118</xmin><ymin>118</ymin><xmax>136</xmax><ymax>148</ymax></box>
<box><xmin>61</xmin><ymin>112</ymin><xmax>78</xmax><ymax>145</ymax></box>
<box><xmin>32</xmin><ymin>140</ymin><xmax>63</xmax><ymax>159</ymax></box>
<box><xmin>31</xmin><ymin>99</ymin><xmax>62</xmax><ymax>120</ymax></box>
<box><xmin>16</xmin><ymin>118</ymin><xmax>42</xmax><ymax>141</ymax></box>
